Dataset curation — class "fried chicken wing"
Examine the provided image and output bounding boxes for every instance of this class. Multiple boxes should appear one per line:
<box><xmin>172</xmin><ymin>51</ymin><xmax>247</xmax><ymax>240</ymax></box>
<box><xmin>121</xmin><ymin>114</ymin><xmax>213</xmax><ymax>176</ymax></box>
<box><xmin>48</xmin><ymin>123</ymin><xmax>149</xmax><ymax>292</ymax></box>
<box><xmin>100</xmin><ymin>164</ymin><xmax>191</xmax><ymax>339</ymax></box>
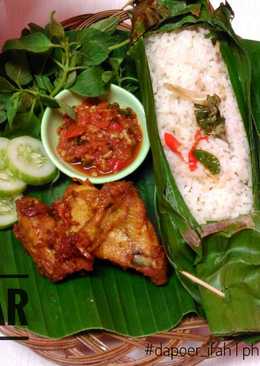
<box><xmin>56</xmin><ymin>181</ymin><xmax>167</xmax><ymax>285</ymax></box>
<box><xmin>94</xmin><ymin>182</ymin><xmax>167</xmax><ymax>285</ymax></box>
<box><xmin>14</xmin><ymin>180</ymin><xmax>168</xmax><ymax>285</ymax></box>
<box><xmin>14</xmin><ymin>197</ymin><xmax>93</xmax><ymax>282</ymax></box>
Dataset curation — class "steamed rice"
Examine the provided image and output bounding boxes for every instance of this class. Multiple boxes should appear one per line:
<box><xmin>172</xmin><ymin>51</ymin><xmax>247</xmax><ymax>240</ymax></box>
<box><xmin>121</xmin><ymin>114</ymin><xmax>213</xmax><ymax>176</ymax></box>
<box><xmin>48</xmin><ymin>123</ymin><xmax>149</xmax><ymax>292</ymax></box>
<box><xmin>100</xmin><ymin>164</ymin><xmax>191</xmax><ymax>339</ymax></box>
<box><xmin>145</xmin><ymin>27</ymin><xmax>253</xmax><ymax>224</ymax></box>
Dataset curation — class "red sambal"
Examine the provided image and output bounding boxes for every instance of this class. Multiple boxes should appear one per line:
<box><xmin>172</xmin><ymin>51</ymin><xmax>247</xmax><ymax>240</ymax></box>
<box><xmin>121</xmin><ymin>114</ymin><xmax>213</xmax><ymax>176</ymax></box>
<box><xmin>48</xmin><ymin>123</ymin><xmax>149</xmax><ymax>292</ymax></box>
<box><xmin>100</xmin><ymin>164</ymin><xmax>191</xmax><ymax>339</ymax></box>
<box><xmin>57</xmin><ymin>99</ymin><xmax>143</xmax><ymax>176</ymax></box>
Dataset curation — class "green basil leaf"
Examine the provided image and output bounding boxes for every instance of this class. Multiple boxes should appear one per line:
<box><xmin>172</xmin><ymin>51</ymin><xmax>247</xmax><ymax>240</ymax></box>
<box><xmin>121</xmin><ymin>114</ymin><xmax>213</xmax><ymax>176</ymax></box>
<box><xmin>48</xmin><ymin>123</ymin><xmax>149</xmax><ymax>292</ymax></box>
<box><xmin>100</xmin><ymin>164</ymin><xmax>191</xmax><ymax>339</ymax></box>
<box><xmin>39</xmin><ymin>94</ymin><xmax>59</xmax><ymax>108</ymax></box>
<box><xmin>110</xmin><ymin>57</ymin><xmax>123</xmax><ymax>72</ymax></box>
<box><xmin>0</xmin><ymin>94</ymin><xmax>10</xmax><ymax>106</ymax></box>
<box><xmin>64</xmin><ymin>71</ymin><xmax>77</xmax><ymax>89</ymax></box>
<box><xmin>79</xmin><ymin>28</ymin><xmax>113</xmax><ymax>49</ymax></box>
<box><xmin>194</xmin><ymin>149</ymin><xmax>221</xmax><ymax>175</ymax></box>
<box><xmin>0</xmin><ymin>111</ymin><xmax>6</xmax><ymax>124</ymax></box>
<box><xmin>3</xmin><ymin>32</ymin><xmax>53</xmax><ymax>53</ymax></box>
<box><xmin>58</xmin><ymin>101</ymin><xmax>76</xmax><ymax>120</ymax></box>
<box><xmin>46</xmin><ymin>11</ymin><xmax>65</xmax><ymax>40</ymax></box>
<box><xmin>70</xmin><ymin>67</ymin><xmax>106</xmax><ymax>97</ymax></box>
<box><xmin>90</xmin><ymin>16</ymin><xmax>120</xmax><ymax>33</ymax></box>
<box><xmin>5</xmin><ymin>53</ymin><xmax>32</xmax><ymax>86</ymax></box>
<box><xmin>69</xmin><ymin>52</ymin><xmax>81</xmax><ymax>68</ymax></box>
<box><xmin>81</xmin><ymin>40</ymin><xmax>109</xmax><ymax>66</ymax></box>
<box><xmin>0</xmin><ymin>76</ymin><xmax>16</xmax><ymax>93</ymax></box>
<box><xmin>18</xmin><ymin>93</ymin><xmax>35</xmax><ymax>112</ymax></box>
<box><xmin>3</xmin><ymin>112</ymin><xmax>41</xmax><ymax>138</ymax></box>
<box><xmin>0</xmin><ymin>95</ymin><xmax>8</xmax><ymax>123</ymax></box>
<box><xmin>35</xmin><ymin>75</ymin><xmax>53</xmax><ymax>93</ymax></box>
<box><xmin>6</xmin><ymin>93</ymin><xmax>21</xmax><ymax>127</ymax></box>
<box><xmin>102</xmin><ymin>70</ymin><xmax>113</xmax><ymax>84</ymax></box>
<box><xmin>65</xmin><ymin>30</ymin><xmax>79</xmax><ymax>43</ymax></box>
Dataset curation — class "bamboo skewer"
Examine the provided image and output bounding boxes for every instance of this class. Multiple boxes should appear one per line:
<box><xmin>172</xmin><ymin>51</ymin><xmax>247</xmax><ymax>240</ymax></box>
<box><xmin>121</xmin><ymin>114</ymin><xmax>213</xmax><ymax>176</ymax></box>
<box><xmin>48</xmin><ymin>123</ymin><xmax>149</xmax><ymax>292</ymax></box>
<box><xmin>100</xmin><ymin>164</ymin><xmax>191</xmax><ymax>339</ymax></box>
<box><xmin>122</xmin><ymin>0</ymin><xmax>134</xmax><ymax>10</ymax></box>
<box><xmin>180</xmin><ymin>270</ymin><xmax>225</xmax><ymax>298</ymax></box>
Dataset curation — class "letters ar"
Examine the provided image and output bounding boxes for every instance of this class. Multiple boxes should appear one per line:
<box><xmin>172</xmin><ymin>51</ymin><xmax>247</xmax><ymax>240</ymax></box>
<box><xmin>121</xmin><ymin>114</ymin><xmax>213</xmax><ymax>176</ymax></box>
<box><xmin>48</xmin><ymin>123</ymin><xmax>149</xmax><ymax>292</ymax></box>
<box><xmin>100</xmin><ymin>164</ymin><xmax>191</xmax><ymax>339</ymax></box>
<box><xmin>0</xmin><ymin>289</ymin><xmax>28</xmax><ymax>325</ymax></box>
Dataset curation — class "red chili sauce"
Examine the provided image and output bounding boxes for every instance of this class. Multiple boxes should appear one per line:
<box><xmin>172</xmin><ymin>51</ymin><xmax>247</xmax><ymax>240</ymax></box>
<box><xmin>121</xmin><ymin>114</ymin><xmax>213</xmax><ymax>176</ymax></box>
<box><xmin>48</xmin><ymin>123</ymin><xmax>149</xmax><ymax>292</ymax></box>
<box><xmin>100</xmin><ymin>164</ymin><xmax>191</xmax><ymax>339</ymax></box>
<box><xmin>57</xmin><ymin>99</ymin><xmax>143</xmax><ymax>177</ymax></box>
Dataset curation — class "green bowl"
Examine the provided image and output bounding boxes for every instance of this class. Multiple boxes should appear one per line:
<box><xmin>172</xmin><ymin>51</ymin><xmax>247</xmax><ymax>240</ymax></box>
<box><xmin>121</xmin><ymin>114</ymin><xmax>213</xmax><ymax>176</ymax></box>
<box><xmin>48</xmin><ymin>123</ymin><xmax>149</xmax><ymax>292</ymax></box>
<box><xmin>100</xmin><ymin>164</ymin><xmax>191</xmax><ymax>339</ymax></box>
<box><xmin>41</xmin><ymin>85</ymin><xmax>150</xmax><ymax>184</ymax></box>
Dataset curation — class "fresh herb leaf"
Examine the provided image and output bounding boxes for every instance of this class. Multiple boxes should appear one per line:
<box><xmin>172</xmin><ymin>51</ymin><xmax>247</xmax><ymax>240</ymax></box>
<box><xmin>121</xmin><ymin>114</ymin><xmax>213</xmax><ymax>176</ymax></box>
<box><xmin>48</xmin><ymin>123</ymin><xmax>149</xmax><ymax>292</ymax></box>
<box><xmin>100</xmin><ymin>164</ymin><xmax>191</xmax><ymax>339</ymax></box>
<box><xmin>64</xmin><ymin>71</ymin><xmax>77</xmax><ymax>89</ymax></box>
<box><xmin>4</xmin><ymin>32</ymin><xmax>54</xmax><ymax>53</ymax></box>
<box><xmin>39</xmin><ymin>94</ymin><xmax>59</xmax><ymax>108</ymax></box>
<box><xmin>80</xmin><ymin>28</ymin><xmax>109</xmax><ymax>47</ymax></box>
<box><xmin>28</xmin><ymin>51</ymin><xmax>52</xmax><ymax>75</ymax></box>
<box><xmin>69</xmin><ymin>52</ymin><xmax>81</xmax><ymax>69</ymax></box>
<box><xmin>0</xmin><ymin>96</ymin><xmax>7</xmax><ymax>124</ymax></box>
<box><xmin>58</xmin><ymin>101</ymin><xmax>76</xmax><ymax>120</ymax></box>
<box><xmin>70</xmin><ymin>67</ymin><xmax>106</xmax><ymax>97</ymax></box>
<box><xmin>109</xmin><ymin>57</ymin><xmax>123</xmax><ymax>84</ymax></box>
<box><xmin>194</xmin><ymin>149</ymin><xmax>221</xmax><ymax>175</ymax></box>
<box><xmin>102</xmin><ymin>70</ymin><xmax>113</xmax><ymax>84</ymax></box>
<box><xmin>0</xmin><ymin>94</ymin><xmax>9</xmax><ymax>121</ymax></box>
<box><xmin>5</xmin><ymin>53</ymin><xmax>32</xmax><ymax>86</ymax></box>
<box><xmin>3</xmin><ymin>112</ymin><xmax>41</xmax><ymax>138</ymax></box>
<box><xmin>46</xmin><ymin>11</ymin><xmax>65</xmax><ymax>41</ymax></box>
<box><xmin>0</xmin><ymin>13</ymin><xmax>134</xmax><ymax>134</ymax></box>
<box><xmin>90</xmin><ymin>16</ymin><xmax>120</xmax><ymax>33</ymax></box>
<box><xmin>6</xmin><ymin>93</ymin><xmax>21</xmax><ymax>127</ymax></box>
<box><xmin>0</xmin><ymin>94</ymin><xmax>9</xmax><ymax>105</ymax></box>
<box><xmin>110</xmin><ymin>57</ymin><xmax>123</xmax><ymax>72</ymax></box>
<box><xmin>65</xmin><ymin>30</ymin><xmax>79</xmax><ymax>43</ymax></box>
<box><xmin>35</xmin><ymin>75</ymin><xmax>53</xmax><ymax>93</ymax></box>
<box><xmin>0</xmin><ymin>76</ymin><xmax>16</xmax><ymax>93</ymax></box>
<box><xmin>194</xmin><ymin>94</ymin><xmax>226</xmax><ymax>140</ymax></box>
<box><xmin>81</xmin><ymin>40</ymin><xmax>109</xmax><ymax>66</ymax></box>
<box><xmin>18</xmin><ymin>92</ymin><xmax>35</xmax><ymax>113</ymax></box>
<box><xmin>0</xmin><ymin>111</ymin><xmax>6</xmax><ymax>124</ymax></box>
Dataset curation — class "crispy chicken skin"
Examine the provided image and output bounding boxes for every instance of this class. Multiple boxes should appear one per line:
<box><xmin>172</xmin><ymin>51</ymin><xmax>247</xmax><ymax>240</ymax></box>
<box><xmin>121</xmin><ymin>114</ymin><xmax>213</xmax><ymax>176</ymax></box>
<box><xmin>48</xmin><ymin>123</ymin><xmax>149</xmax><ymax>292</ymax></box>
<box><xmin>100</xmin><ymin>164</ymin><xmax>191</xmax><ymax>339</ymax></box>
<box><xmin>14</xmin><ymin>197</ymin><xmax>93</xmax><ymax>282</ymax></box>
<box><xmin>88</xmin><ymin>182</ymin><xmax>167</xmax><ymax>285</ymax></box>
<box><xmin>14</xmin><ymin>181</ymin><xmax>168</xmax><ymax>285</ymax></box>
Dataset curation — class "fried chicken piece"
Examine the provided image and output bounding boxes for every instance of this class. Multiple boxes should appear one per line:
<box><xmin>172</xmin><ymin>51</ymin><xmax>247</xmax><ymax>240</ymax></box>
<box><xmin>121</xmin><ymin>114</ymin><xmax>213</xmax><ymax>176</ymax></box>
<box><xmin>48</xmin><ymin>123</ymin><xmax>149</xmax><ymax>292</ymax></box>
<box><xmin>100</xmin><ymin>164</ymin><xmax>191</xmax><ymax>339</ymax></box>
<box><xmin>14</xmin><ymin>180</ymin><xmax>168</xmax><ymax>285</ymax></box>
<box><xmin>58</xmin><ymin>181</ymin><xmax>168</xmax><ymax>285</ymax></box>
<box><xmin>94</xmin><ymin>182</ymin><xmax>167</xmax><ymax>285</ymax></box>
<box><xmin>14</xmin><ymin>197</ymin><xmax>93</xmax><ymax>282</ymax></box>
<box><xmin>52</xmin><ymin>181</ymin><xmax>117</xmax><ymax>254</ymax></box>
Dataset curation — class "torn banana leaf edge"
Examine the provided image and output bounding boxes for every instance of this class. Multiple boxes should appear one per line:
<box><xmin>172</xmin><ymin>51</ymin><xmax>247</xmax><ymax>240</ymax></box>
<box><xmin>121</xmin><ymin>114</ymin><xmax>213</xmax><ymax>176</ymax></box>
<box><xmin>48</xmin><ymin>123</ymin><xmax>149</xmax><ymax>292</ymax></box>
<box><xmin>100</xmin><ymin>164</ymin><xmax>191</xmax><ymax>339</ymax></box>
<box><xmin>129</xmin><ymin>0</ymin><xmax>260</xmax><ymax>305</ymax></box>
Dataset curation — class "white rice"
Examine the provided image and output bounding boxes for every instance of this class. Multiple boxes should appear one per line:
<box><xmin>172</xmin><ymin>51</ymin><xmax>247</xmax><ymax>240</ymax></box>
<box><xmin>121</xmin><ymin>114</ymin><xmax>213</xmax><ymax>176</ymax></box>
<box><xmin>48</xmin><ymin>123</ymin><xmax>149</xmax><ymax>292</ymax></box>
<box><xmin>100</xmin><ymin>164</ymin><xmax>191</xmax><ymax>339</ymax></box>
<box><xmin>145</xmin><ymin>27</ymin><xmax>253</xmax><ymax>224</ymax></box>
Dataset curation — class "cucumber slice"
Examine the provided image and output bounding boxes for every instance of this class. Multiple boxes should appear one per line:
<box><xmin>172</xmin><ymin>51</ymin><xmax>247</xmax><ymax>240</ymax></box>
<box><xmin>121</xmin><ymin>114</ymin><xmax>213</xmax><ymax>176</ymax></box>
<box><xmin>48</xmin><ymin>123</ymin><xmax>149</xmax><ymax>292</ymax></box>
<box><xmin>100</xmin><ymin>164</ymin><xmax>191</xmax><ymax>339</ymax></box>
<box><xmin>0</xmin><ymin>196</ymin><xmax>20</xmax><ymax>229</ymax></box>
<box><xmin>7</xmin><ymin>136</ymin><xmax>57</xmax><ymax>186</ymax></box>
<box><xmin>0</xmin><ymin>138</ymin><xmax>10</xmax><ymax>170</ymax></box>
<box><xmin>0</xmin><ymin>170</ymin><xmax>26</xmax><ymax>197</ymax></box>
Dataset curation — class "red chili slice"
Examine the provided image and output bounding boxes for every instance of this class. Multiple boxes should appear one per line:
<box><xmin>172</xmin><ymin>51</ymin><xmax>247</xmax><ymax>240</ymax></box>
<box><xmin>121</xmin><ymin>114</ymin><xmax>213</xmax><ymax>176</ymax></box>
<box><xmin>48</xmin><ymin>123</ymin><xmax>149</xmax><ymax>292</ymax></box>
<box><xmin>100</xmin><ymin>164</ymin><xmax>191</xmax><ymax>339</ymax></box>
<box><xmin>194</xmin><ymin>129</ymin><xmax>208</xmax><ymax>145</ymax></box>
<box><xmin>188</xmin><ymin>129</ymin><xmax>209</xmax><ymax>171</ymax></box>
<box><xmin>164</xmin><ymin>132</ymin><xmax>184</xmax><ymax>161</ymax></box>
<box><xmin>64</xmin><ymin>125</ymin><xmax>85</xmax><ymax>139</ymax></box>
<box><xmin>188</xmin><ymin>150</ymin><xmax>198</xmax><ymax>171</ymax></box>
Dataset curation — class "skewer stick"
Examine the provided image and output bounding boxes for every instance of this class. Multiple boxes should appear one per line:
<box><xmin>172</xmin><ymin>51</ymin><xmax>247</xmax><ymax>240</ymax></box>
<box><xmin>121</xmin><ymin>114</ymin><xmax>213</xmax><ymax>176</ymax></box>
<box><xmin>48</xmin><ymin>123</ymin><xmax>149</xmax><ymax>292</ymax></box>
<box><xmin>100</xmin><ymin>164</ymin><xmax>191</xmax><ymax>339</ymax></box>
<box><xmin>122</xmin><ymin>0</ymin><xmax>134</xmax><ymax>10</ymax></box>
<box><xmin>180</xmin><ymin>270</ymin><xmax>225</xmax><ymax>299</ymax></box>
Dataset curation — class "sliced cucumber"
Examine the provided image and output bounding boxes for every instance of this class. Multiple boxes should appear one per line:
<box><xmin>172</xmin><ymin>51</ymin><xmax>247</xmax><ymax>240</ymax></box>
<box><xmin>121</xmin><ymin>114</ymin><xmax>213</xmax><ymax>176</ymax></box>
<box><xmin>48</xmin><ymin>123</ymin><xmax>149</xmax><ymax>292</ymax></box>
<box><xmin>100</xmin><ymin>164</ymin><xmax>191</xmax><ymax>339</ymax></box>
<box><xmin>7</xmin><ymin>136</ymin><xmax>57</xmax><ymax>186</ymax></box>
<box><xmin>0</xmin><ymin>196</ymin><xmax>21</xmax><ymax>229</ymax></box>
<box><xmin>0</xmin><ymin>170</ymin><xmax>26</xmax><ymax>197</ymax></box>
<box><xmin>0</xmin><ymin>138</ymin><xmax>10</xmax><ymax>170</ymax></box>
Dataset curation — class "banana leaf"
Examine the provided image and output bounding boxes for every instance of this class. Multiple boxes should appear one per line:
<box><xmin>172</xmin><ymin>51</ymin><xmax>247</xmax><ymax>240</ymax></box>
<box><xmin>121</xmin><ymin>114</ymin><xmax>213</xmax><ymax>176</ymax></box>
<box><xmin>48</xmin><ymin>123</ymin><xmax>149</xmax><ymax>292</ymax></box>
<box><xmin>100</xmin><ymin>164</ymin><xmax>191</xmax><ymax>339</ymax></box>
<box><xmin>0</xmin><ymin>158</ymin><xmax>197</xmax><ymax>338</ymax></box>
<box><xmin>129</xmin><ymin>0</ymin><xmax>260</xmax><ymax>303</ymax></box>
<box><xmin>195</xmin><ymin>39</ymin><xmax>260</xmax><ymax>336</ymax></box>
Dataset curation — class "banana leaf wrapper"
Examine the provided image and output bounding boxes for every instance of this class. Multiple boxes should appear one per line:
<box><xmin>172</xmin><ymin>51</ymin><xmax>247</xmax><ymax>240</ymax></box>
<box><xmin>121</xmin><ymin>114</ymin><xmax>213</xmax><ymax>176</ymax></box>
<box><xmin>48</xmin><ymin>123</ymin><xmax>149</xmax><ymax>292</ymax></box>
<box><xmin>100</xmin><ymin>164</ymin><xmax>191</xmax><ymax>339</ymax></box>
<box><xmin>130</xmin><ymin>0</ymin><xmax>260</xmax><ymax>335</ymax></box>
